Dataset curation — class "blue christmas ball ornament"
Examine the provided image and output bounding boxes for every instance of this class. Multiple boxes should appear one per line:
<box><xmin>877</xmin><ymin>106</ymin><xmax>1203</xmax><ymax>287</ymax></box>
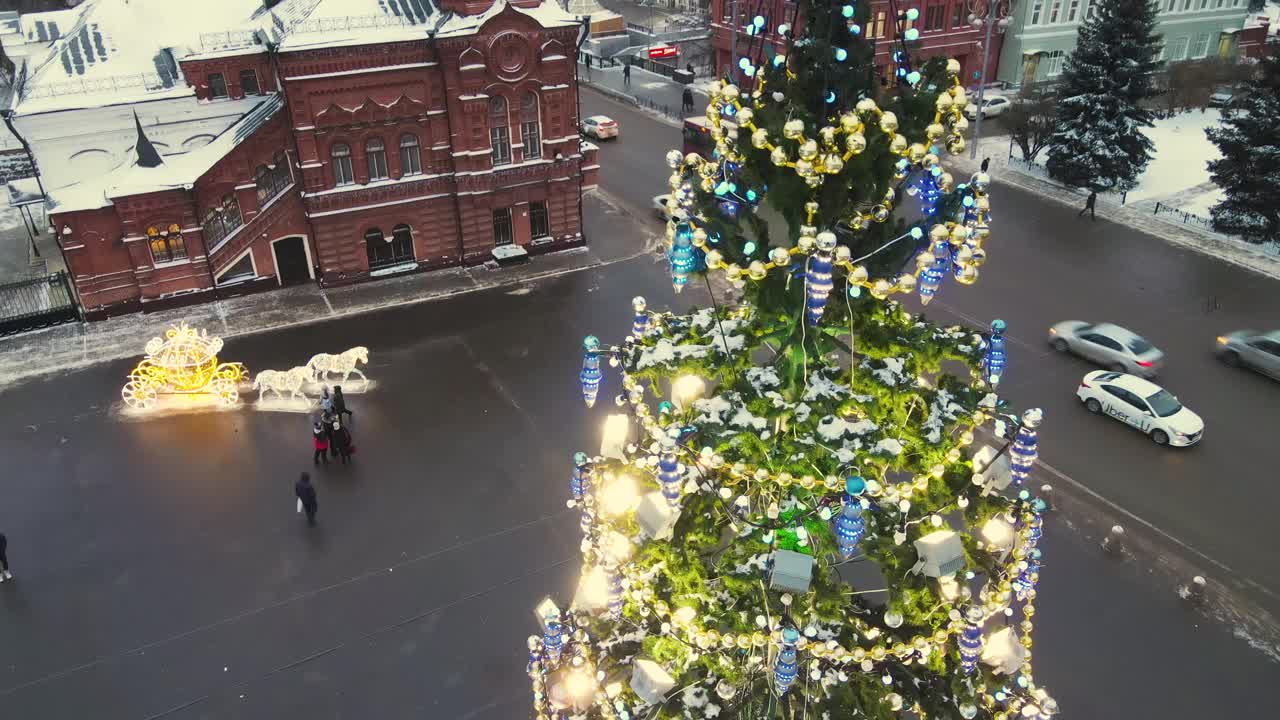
<box><xmin>715</xmin><ymin>181</ymin><xmax>730</xmax><ymax>196</ymax></box>
<box><xmin>658</xmin><ymin>400</ymin><xmax>674</xmax><ymax>414</ymax></box>
<box><xmin>907</xmin><ymin>71</ymin><xmax>922</xmax><ymax>85</ymax></box>
<box><xmin>849</xmin><ymin>23</ymin><xmax>862</xmax><ymax>35</ymax></box>
<box><xmin>739</xmin><ymin>57</ymin><xmax>751</xmax><ymax>70</ymax></box>
<box><xmin>746</xmin><ymin>188</ymin><xmax>757</xmax><ymax>202</ymax></box>
<box><xmin>931</xmin><ymin>166</ymin><xmax>943</xmax><ymax>177</ymax></box>
<box><xmin>963</xmin><ymin>196</ymin><xmax>975</xmax><ymax>207</ymax></box>
<box><xmin>742</xmin><ymin>241</ymin><xmax>757</xmax><ymax>256</ymax></box>
<box><xmin>773</xmin><ymin>54</ymin><xmax>785</xmax><ymax>67</ymax></box>
<box><xmin>906</xmin><ymin>8</ymin><xmax>919</xmax><ymax>20</ymax></box>
<box><xmin>842</xmin><ymin>4</ymin><xmax>854</xmax><ymax>17</ymax></box>
<box><xmin>910</xmin><ymin>227</ymin><xmax>924</xmax><ymax>240</ymax></box>
<box><xmin>753</xmin><ymin>15</ymin><xmax>765</xmax><ymax>27</ymax></box>
<box><xmin>835</xmin><ymin>47</ymin><xmax>848</xmax><ymax>62</ymax></box>
<box><xmin>845</xmin><ymin>476</ymin><xmax>867</xmax><ymax>496</ymax></box>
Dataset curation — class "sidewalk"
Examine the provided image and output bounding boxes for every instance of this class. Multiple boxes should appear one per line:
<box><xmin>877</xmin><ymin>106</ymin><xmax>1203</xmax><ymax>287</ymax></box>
<box><xmin>949</xmin><ymin>139</ymin><xmax>1280</xmax><ymax>281</ymax></box>
<box><xmin>579</xmin><ymin>61</ymin><xmax>707</xmax><ymax>125</ymax></box>
<box><xmin>0</xmin><ymin>192</ymin><xmax>657</xmax><ymax>390</ymax></box>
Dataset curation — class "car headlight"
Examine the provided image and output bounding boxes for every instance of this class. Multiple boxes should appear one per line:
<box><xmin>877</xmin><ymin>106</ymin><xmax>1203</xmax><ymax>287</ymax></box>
<box><xmin>1174</xmin><ymin>431</ymin><xmax>1188</xmax><ymax>438</ymax></box>
<box><xmin>1215</xmin><ymin>336</ymin><xmax>1227</xmax><ymax>345</ymax></box>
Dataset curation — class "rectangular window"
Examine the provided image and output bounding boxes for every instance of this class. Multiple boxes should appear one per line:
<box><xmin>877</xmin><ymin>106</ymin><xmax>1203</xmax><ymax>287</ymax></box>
<box><xmin>1180</xmin><ymin>0</ymin><xmax>1191</xmax><ymax>10</ymax></box>
<box><xmin>1067</xmin><ymin>0</ymin><xmax>1080</xmax><ymax>21</ymax></box>
<box><xmin>492</xmin><ymin>208</ymin><xmax>514</xmax><ymax>246</ymax></box>
<box><xmin>1197</xmin><ymin>0</ymin><xmax>1208</xmax><ymax>8</ymax></box>
<box><xmin>367</xmin><ymin>140</ymin><xmax>388</xmax><ymax>180</ymax></box>
<box><xmin>1214</xmin><ymin>0</ymin><xmax>1224</xmax><ymax>7</ymax></box>
<box><xmin>530</xmin><ymin>201</ymin><xmax>550</xmax><ymax>239</ymax></box>
<box><xmin>490</xmin><ymin>126</ymin><xmax>511</xmax><ymax>166</ymax></box>
<box><xmin>149</xmin><ymin>228</ymin><xmax>187</xmax><ymax>264</ymax></box>
<box><xmin>334</xmin><ymin>156</ymin><xmax>353</xmax><ymax>186</ymax></box>
<box><xmin>1163</xmin><ymin>0</ymin><xmax>1175</xmax><ymax>10</ymax></box>
<box><xmin>1044</xmin><ymin>50</ymin><xmax>1066</xmax><ymax>76</ymax></box>
<box><xmin>870</xmin><ymin>11</ymin><xmax>887</xmax><ymax>38</ymax></box>
<box><xmin>925</xmin><ymin>3</ymin><xmax>946</xmax><ymax>30</ymax></box>
<box><xmin>952</xmin><ymin>2</ymin><xmax>966</xmax><ymax>27</ymax></box>
<box><xmin>1048</xmin><ymin>0</ymin><xmax>1062</xmax><ymax>22</ymax></box>
<box><xmin>399</xmin><ymin>137</ymin><xmax>422</xmax><ymax>175</ymax></box>
<box><xmin>239</xmin><ymin>69</ymin><xmax>260</xmax><ymax>96</ymax></box>
<box><xmin>521</xmin><ymin>121</ymin><xmax>541</xmax><ymax>159</ymax></box>
<box><xmin>1031</xmin><ymin>0</ymin><xmax>1043</xmax><ymax>24</ymax></box>
<box><xmin>208</xmin><ymin>73</ymin><xmax>227</xmax><ymax>98</ymax></box>
<box><xmin>1168</xmin><ymin>36</ymin><xmax>1189</xmax><ymax>60</ymax></box>
<box><xmin>1191</xmin><ymin>33</ymin><xmax>1211</xmax><ymax>57</ymax></box>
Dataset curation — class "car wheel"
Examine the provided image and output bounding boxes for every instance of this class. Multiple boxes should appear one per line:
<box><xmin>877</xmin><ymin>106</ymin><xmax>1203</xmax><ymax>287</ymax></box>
<box><xmin>1151</xmin><ymin>430</ymin><xmax>1169</xmax><ymax>446</ymax></box>
<box><xmin>1051</xmin><ymin>338</ymin><xmax>1068</xmax><ymax>353</ymax></box>
<box><xmin>1085</xmin><ymin>398</ymin><xmax>1102</xmax><ymax>414</ymax></box>
<box><xmin>1220</xmin><ymin>350</ymin><xmax>1240</xmax><ymax>367</ymax></box>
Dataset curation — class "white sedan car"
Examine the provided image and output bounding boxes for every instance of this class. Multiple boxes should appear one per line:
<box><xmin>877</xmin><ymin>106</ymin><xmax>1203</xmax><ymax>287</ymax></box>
<box><xmin>1048</xmin><ymin>321</ymin><xmax>1163</xmax><ymax>377</ymax></box>
<box><xmin>580</xmin><ymin>115</ymin><xmax>619</xmax><ymax>140</ymax></box>
<box><xmin>1076</xmin><ymin>371</ymin><xmax>1204</xmax><ymax>447</ymax></box>
<box><xmin>963</xmin><ymin>95</ymin><xmax>1012</xmax><ymax>119</ymax></box>
<box><xmin>652</xmin><ymin>194</ymin><xmax>687</xmax><ymax>222</ymax></box>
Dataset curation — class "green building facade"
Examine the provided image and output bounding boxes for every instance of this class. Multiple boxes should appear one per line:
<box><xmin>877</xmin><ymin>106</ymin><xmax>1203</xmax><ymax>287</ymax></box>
<box><xmin>996</xmin><ymin>0</ymin><xmax>1256</xmax><ymax>86</ymax></box>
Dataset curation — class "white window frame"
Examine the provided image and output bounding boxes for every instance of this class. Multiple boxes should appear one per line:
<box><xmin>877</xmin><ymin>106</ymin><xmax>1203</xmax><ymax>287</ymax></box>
<box><xmin>1168</xmin><ymin>36</ymin><xmax>1189</xmax><ymax>60</ymax></box>
<box><xmin>1045</xmin><ymin>50</ymin><xmax>1066</xmax><ymax>77</ymax></box>
<box><xmin>1191</xmin><ymin>33</ymin><xmax>1211</xmax><ymax>58</ymax></box>
<box><xmin>1031</xmin><ymin>0</ymin><xmax>1044</xmax><ymax>24</ymax></box>
<box><xmin>1067</xmin><ymin>0</ymin><xmax>1081</xmax><ymax>21</ymax></box>
<box><xmin>1048</xmin><ymin>0</ymin><xmax>1062</xmax><ymax>23</ymax></box>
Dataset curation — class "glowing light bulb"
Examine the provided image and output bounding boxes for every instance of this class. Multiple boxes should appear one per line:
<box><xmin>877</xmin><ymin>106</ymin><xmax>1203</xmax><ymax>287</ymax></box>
<box><xmin>600</xmin><ymin>474</ymin><xmax>639</xmax><ymax>517</ymax></box>
<box><xmin>671</xmin><ymin>374</ymin><xmax>707</xmax><ymax>410</ymax></box>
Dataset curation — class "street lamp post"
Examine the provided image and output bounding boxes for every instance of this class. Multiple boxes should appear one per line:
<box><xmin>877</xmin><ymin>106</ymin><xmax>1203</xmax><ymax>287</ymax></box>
<box><xmin>967</xmin><ymin>0</ymin><xmax>1013</xmax><ymax>160</ymax></box>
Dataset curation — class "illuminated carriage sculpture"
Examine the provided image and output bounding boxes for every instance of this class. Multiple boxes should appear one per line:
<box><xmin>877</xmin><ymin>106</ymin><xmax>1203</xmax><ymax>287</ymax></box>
<box><xmin>121</xmin><ymin>323</ymin><xmax>248</xmax><ymax>410</ymax></box>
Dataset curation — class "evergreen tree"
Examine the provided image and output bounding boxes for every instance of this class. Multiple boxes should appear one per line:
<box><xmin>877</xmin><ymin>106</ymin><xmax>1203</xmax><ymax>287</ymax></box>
<box><xmin>525</xmin><ymin>4</ymin><xmax>1059</xmax><ymax>719</ymax></box>
<box><xmin>1046</xmin><ymin>0</ymin><xmax>1164</xmax><ymax>192</ymax></box>
<box><xmin>1206</xmin><ymin>41</ymin><xmax>1280</xmax><ymax>245</ymax></box>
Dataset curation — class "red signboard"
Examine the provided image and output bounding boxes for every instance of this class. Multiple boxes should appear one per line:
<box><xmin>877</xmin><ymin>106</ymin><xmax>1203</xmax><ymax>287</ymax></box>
<box><xmin>648</xmin><ymin>45</ymin><xmax>678</xmax><ymax>59</ymax></box>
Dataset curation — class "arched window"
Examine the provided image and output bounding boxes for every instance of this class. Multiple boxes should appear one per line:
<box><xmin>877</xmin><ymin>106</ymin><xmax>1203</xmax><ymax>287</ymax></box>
<box><xmin>147</xmin><ymin>223</ymin><xmax>187</xmax><ymax>263</ymax></box>
<box><xmin>399</xmin><ymin>133</ymin><xmax>421</xmax><ymax>176</ymax></box>
<box><xmin>520</xmin><ymin>91</ymin><xmax>541</xmax><ymax>159</ymax></box>
<box><xmin>489</xmin><ymin>96</ymin><xmax>511</xmax><ymax>166</ymax></box>
<box><xmin>332</xmin><ymin>142</ymin><xmax>353</xmax><ymax>186</ymax></box>
<box><xmin>255</xmin><ymin>165</ymin><xmax>271</xmax><ymax>204</ymax></box>
<box><xmin>366</xmin><ymin>137</ymin><xmax>388</xmax><ymax>180</ymax></box>
<box><xmin>255</xmin><ymin>152</ymin><xmax>292</xmax><ymax>205</ymax></box>
<box><xmin>202</xmin><ymin>194</ymin><xmax>244</xmax><ymax>249</ymax></box>
<box><xmin>365</xmin><ymin>225</ymin><xmax>416</xmax><ymax>271</ymax></box>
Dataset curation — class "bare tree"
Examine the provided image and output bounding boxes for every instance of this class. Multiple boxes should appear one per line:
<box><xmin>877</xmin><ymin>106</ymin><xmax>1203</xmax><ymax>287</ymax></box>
<box><xmin>1001</xmin><ymin>84</ymin><xmax>1056</xmax><ymax>163</ymax></box>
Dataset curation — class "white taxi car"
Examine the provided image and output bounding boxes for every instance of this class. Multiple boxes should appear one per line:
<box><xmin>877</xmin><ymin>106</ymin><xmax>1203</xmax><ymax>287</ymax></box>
<box><xmin>1076</xmin><ymin>371</ymin><xmax>1203</xmax><ymax>446</ymax></box>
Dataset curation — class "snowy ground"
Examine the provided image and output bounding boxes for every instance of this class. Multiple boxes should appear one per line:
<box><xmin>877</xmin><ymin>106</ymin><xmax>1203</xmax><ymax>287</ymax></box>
<box><xmin>1127</xmin><ymin>108</ymin><xmax>1225</xmax><ymax>213</ymax></box>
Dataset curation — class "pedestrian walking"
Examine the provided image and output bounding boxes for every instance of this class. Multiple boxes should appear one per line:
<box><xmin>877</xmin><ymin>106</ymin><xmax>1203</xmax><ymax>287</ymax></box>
<box><xmin>312</xmin><ymin>419</ymin><xmax>329</xmax><ymax>465</ymax></box>
<box><xmin>331</xmin><ymin>419</ymin><xmax>353</xmax><ymax>464</ymax></box>
<box><xmin>623</xmin><ymin>63</ymin><xmax>631</xmax><ymax>87</ymax></box>
<box><xmin>333</xmin><ymin>385</ymin><xmax>353</xmax><ymax>422</ymax></box>
<box><xmin>1078</xmin><ymin>191</ymin><xmax>1097</xmax><ymax>220</ymax></box>
<box><xmin>686</xmin><ymin>63</ymin><xmax>694</xmax><ymax>77</ymax></box>
<box><xmin>295</xmin><ymin>472</ymin><xmax>318</xmax><ymax>527</ymax></box>
<box><xmin>682</xmin><ymin>87</ymin><xmax>694</xmax><ymax>114</ymax></box>
<box><xmin>319</xmin><ymin>386</ymin><xmax>334</xmax><ymax>415</ymax></box>
<box><xmin>0</xmin><ymin>532</ymin><xmax>11</xmax><ymax>583</ymax></box>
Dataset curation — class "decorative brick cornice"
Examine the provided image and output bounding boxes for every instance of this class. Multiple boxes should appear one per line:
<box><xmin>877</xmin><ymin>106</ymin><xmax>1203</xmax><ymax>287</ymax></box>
<box><xmin>302</xmin><ymin>174</ymin><xmax>455</xmax><ymax>215</ymax></box>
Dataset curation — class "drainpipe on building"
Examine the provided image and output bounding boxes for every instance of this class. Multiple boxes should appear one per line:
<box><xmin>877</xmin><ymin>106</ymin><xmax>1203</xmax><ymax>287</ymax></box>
<box><xmin>574</xmin><ymin>17</ymin><xmax>590</xmax><ymax>246</ymax></box>
<box><xmin>268</xmin><ymin>40</ymin><xmax>322</xmax><ymax>285</ymax></box>
<box><xmin>428</xmin><ymin>29</ymin><xmax>469</xmax><ymax>267</ymax></box>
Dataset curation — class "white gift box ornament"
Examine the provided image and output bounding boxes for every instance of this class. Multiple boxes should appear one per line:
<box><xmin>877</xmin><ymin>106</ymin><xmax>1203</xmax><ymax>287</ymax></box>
<box><xmin>630</xmin><ymin>658</ymin><xmax>677</xmax><ymax>704</ymax></box>
<box><xmin>912</xmin><ymin>530</ymin><xmax>965</xmax><ymax>578</ymax></box>
<box><xmin>600</xmin><ymin>414</ymin><xmax>630</xmax><ymax>460</ymax></box>
<box><xmin>636</xmin><ymin>490</ymin><xmax>680</xmax><ymax>540</ymax></box>
<box><xmin>981</xmin><ymin>626</ymin><xmax>1026</xmax><ymax>675</ymax></box>
<box><xmin>973</xmin><ymin>444</ymin><xmax>1012</xmax><ymax>492</ymax></box>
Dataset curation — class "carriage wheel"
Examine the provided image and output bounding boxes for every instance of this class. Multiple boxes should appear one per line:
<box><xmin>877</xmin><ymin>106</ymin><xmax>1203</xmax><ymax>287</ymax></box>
<box><xmin>122</xmin><ymin>380</ymin><xmax>157</xmax><ymax>410</ymax></box>
<box><xmin>212</xmin><ymin>378</ymin><xmax>239</xmax><ymax>406</ymax></box>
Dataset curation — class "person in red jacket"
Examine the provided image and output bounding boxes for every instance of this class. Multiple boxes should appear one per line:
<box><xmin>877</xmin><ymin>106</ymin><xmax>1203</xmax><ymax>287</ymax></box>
<box><xmin>312</xmin><ymin>418</ymin><xmax>329</xmax><ymax>465</ymax></box>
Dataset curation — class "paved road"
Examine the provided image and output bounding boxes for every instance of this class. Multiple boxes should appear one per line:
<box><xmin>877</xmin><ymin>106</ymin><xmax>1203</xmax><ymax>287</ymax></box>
<box><xmin>581</xmin><ymin>87</ymin><xmax>1280</xmax><ymax>610</ymax></box>
<box><xmin>0</xmin><ymin>258</ymin><xmax>1275</xmax><ymax>718</ymax></box>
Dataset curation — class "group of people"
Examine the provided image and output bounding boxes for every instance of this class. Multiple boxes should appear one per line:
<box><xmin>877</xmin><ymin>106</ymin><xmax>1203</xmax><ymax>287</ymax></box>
<box><xmin>298</xmin><ymin>386</ymin><xmax>355</xmax><ymax>527</ymax></box>
<box><xmin>311</xmin><ymin>386</ymin><xmax>355</xmax><ymax>466</ymax></box>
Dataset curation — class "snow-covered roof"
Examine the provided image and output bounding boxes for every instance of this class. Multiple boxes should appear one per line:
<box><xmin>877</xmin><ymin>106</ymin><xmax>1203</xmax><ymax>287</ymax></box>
<box><xmin>276</xmin><ymin>0</ymin><xmax>438</xmax><ymax>51</ymax></box>
<box><xmin>48</xmin><ymin>94</ymin><xmax>285</xmax><ymax>215</ymax></box>
<box><xmin>18</xmin><ymin>7</ymin><xmax>88</xmax><ymax>45</ymax></box>
<box><xmin>436</xmin><ymin>0</ymin><xmax>579</xmax><ymax>38</ymax></box>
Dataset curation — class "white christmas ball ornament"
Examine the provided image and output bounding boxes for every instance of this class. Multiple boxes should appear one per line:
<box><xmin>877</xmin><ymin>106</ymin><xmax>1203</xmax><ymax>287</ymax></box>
<box><xmin>783</xmin><ymin>119</ymin><xmax>805</xmax><ymax>139</ymax></box>
<box><xmin>666</xmin><ymin>150</ymin><xmax>683</xmax><ymax>168</ymax></box>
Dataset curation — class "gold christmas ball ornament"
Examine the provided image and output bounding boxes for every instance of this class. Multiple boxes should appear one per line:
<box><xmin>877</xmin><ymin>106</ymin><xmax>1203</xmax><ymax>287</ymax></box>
<box><xmin>939</xmin><ymin>172</ymin><xmax>954</xmax><ymax>191</ymax></box>
<box><xmin>915</xmin><ymin>249</ymin><xmax>936</xmax><ymax>268</ymax></box>
<box><xmin>795</xmin><ymin>158</ymin><xmax>814</xmax><ymax>176</ymax></box>
<box><xmin>771</xmin><ymin>147</ymin><xmax>789</xmax><ymax>166</ymax></box>
<box><xmin>975</xmin><ymin>196</ymin><xmax>991</xmax><ymax>212</ymax></box>
<box><xmin>700</xmin><ymin>177</ymin><xmax>715</xmax><ymax>192</ymax></box>
<box><xmin>736</xmin><ymin>107</ymin><xmax>754</xmax><ymax>124</ymax></box>
<box><xmin>700</xmin><ymin>162</ymin><xmax>718</xmax><ymax>179</ymax></box>
<box><xmin>957</xmin><ymin>265</ymin><xmax>979</xmax><ymax>285</ymax></box>
<box><xmin>954</xmin><ymin>245</ymin><xmax>974</xmax><ymax>264</ymax></box>
<box><xmin>721</xmin><ymin>84</ymin><xmax>740</xmax><ymax>100</ymax></box>
<box><xmin>897</xmin><ymin>273</ymin><xmax>917</xmax><ymax>291</ymax></box>
<box><xmin>752</xmin><ymin>127</ymin><xmax>770</xmax><ymax>149</ymax></box>
<box><xmin>685</xmin><ymin>152</ymin><xmax>703</xmax><ymax>166</ymax></box>
<box><xmin>870</xmin><ymin>278</ymin><xmax>894</xmax><ymax>298</ymax></box>
<box><xmin>665</xmin><ymin>149</ymin><xmax>684</xmax><ymax>168</ymax></box>
<box><xmin>769</xmin><ymin>247</ymin><xmax>791</xmax><ymax>265</ymax></box>
<box><xmin>936</xmin><ymin>93</ymin><xmax>953</xmax><ymax>110</ymax></box>
<box><xmin>908</xmin><ymin>143</ymin><xmax>928</xmax><ymax>163</ymax></box>
<box><xmin>872</xmin><ymin>205</ymin><xmax>890</xmax><ymax>222</ymax></box>
<box><xmin>954</xmin><ymin>115</ymin><xmax>970</xmax><ymax>132</ymax></box>
<box><xmin>922</xmin><ymin>153</ymin><xmax>940</xmax><ymax>168</ymax></box>
<box><xmin>840</xmin><ymin>112</ymin><xmax>863</xmax><ymax>133</ymax></box>
<box><xmin>819</xmin><ymin>126</ymin><xmax>837</xmax><ymax>145</ymax></box>
<box><xmin>724</xmin><ymin>263</ymin><xmax>743</xmax><ymax>279</ymax></box>
<box><xmin>804</xmin><ymin>201</ymin><xmax>820</xmax><ymax>217</ymax></box>
<box><xmin>972</xmin><ymin>172</ymin><xmax>992</xmax><ymax>191</ymax></box>
<box><xmin>707</xmin><ymin>80</ymin><xmax>723</xmax><ymax>95</ymax></box>
<box><xmin>797</xmin><ymin>234</ymin><xmax>817</xmax><ymax>252</ymax></box>
<box><xmin>947</xmin><ymin>58</ymin><xmax>961</xmax><ymax>75</ymax></box>
<box><xmin>970</xmin><ymin>248</ymin><xmax>988</xmax><ymax>267</ymax></box>
<box><xmin>693</xmin><ymin>227</ymin><xmax>710</xmax><ymax>247</ymax></box>
<box><xmin>799</xmin><ymin>140</ymin><xmax>819</xmax><ymax>160</ymax></box>
<box><xmin>704</xmin><ymin>249</ymin><xmax>725</xmax><ymax>268</ymax></box>
<box><xmin>783</xmin><ymin>119</ymin><xmax>805</xmax><ymax>139</ymax></box>
<box><xmin>834</xmin><ymin>245</ymin><xmax>852</xmax><ymax>263</ymax></box>
<box><xmin>950</xmin><ymin>225</ymin><xmax>970</xmax><ymax>244</ymax></box>
<box><xmin>846</xmin><ymin>132</ymin><xmax>867</xmax><ymax>154</ymax></box>
<box><xmin>929</xmin><ymin>224</ymin><xmax>950</xmax><ymax>243</ymax></box>
<box><xmin>748</xmin><ymin>261</ymin><xmax>768</xmax><ymax>280</ymax></box>
<box><xmin>884</xmin><ymin>187</ymin><xmax>897</xmax><ymax>203</ymax></box>
<box><xmin>950</xmin><ymin>87</ymin><xmax>968</xmax><ymax>106</ymax></box>
<box><xmin>889</xmin><ymin>134</ymin><xmax>909</xmax><ymax>155</ymax></box>
<box><xmin>855</xmin><ymin>97</ymin><xmax>877</xmax><ymax>114</ymax></box>
<box><xmin>850</xmin><ymin>265</ymin><xmax>869</xmax><ymax>283</ymax></box>
<box><xmin>823</xmin><ymin>154</ymin><xmax>845</xmax><ymax>174</ymax></box>
<box><xmin>879</xmin><ymin>111</ymin><xmax>899</xmax><ymax>133</ymax></box>
<box><xmin>947</xmin><ymin>136</ymin><xmax>966</xmax><ymax>154</ymax></box>
<box><xmin>925</xmin><ymin>122</ymin><xmax>946</xmax><ymax>140</ymax></box>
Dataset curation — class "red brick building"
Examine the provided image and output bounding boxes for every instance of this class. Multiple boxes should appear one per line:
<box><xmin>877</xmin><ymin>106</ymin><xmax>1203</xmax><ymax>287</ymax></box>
<box><xmin>709</xmin><ymin>0</ymin><xmax>1003</xmax><ymax>88</ymax></box>
<box><xmin>27</xmin><ymin>0</ymin><xmax>596</xmax><ymax>318</ymax></box>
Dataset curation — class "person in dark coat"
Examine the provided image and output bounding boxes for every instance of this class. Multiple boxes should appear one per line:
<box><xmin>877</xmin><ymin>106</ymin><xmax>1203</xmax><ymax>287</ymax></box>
<box><xmin>312</xmin><ymin>419</ymin><xmax>329</xmax><ymax>465</ymax></box>
<box><xmin>332</xmin><ymin>386</ymin><xmax>353</xmax><ymax>422</ymax></box>
<box><xmin>331</xmin><ymin>419</ymin><xmax>353</xmax><ymax>464</ymax></box>
<box><xmin>623</xmin><ymin>62</ymin><xmax>631</xmax><ymax>87</ymax></box>
<box><xmin>0</xmin><ymin>532</ymin><xmax>11</xmax><ymax>582</ymax></box>
<box><xmin>1078</xmin><ymin>190</ymin><xmax>1097</xmax><ymax>220</ymax></box>
<box><xmin>682</xmin><ymin>87</ymin><xmax>694</xmax><ymax>114</ymax></box>
<box><xmin>295</xmin><ymin>472</ymin><xmax>318</xmax><ymax>527</ymax></box>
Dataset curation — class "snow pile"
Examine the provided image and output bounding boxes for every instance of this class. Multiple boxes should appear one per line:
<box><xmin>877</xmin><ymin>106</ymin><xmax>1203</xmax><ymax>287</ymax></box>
<box><xmin>872</xmin><ymin>438</ymin><xmax>905</xmax><ymax>456</ymax></box>
<box><xmin>815</xmin><ymin>415</ymin><xmax>878</xmax><ymax>443</ymax></box>
<box><xmin>863</xmin><ymin>357</ymin><xmax>910</xmax><ymax>387</ymax></box>
<box><xmin>1127</xmin><ymin>109</ymin><xmax>1224</xmax><ymax>204</ymax></box>
<box><xmin>922</xmin><ymin>389</ymin><xmax>967</xmax><ymax>444</ymax></box>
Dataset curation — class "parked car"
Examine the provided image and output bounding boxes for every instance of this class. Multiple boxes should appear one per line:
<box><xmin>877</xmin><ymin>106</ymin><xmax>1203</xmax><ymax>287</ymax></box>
<box><xmin>652</xmin><ymin>194</ymin><xmax>687</xmax><ymax>222</ymax></box>
<box><xmin>1215</xmin><ymin>330</ymin><xmax>1280</xmax><ymax>380</ymax></box>
<box><xmin>1208</xmin><ymin>87</ymin><xmax>1235</xmax><ymax>107</ymax></box>
<box><xmin>967</xmin><ymin>80</ymin><xmax>1019</xmax><ymax>95</ymax></box>
<box><xmin>581</xmin><ymin>115</ymin><xmax>619</xmax><ymax>140</ymax></box>
<box><xmin>1048</xmin><ymin>321</ymin><xmax>1164</xmax><ymax>377</ymax></box>
<box><xmin>963</xmin><ymin>96</ymin><xmax>1013</xmax><ymax>119</ymax></box>
<box><xmin>1076</xmin><ymin>371</ymin><xmax>1204</xmax><ymax>446</ymax></box>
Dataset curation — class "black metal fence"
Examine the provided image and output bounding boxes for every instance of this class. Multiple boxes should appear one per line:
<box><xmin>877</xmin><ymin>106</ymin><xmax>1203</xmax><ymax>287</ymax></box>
<box><xmin>1005</xmin><ymin>156</ymin><xmax>1128</xmax><ymax>205</ymax></box>
<box><xmin>0</xmin><ymin>271</ymin><xmax>79</xmax><ymax>336</ymax></box>
<box><xmin>1153</xmin><ymin>201</ymin><xmax>1213</xmax><ymax>229</ymax></box>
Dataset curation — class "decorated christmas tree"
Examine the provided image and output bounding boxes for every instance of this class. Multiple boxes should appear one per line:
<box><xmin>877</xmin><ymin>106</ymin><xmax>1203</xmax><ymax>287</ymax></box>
<box><xmin>1046</xmin><ymin>0</ymin><xmax>1163</xmax><ymax>192</ymax></box>
<box><xmin>526</xmin><ymin>3</ymin><xmax>1058</xmax><ymax>719</ymax></box>
<box><xmin>1206</xmin><ymin>39</ymin><xmax>1280</xmax><ymax>245</ymax></box>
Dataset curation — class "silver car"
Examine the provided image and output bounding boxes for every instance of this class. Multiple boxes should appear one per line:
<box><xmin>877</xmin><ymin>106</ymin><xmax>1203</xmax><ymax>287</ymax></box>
<box><xmin>1215</xmin><ymin>330</ymin><xmax>1280</xmax><ymax>380</ymax></box>
<box><xmin>1048</xmin><ymin>321</ymin><xmax>1164</xmax><ymax>377</ymax></box>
